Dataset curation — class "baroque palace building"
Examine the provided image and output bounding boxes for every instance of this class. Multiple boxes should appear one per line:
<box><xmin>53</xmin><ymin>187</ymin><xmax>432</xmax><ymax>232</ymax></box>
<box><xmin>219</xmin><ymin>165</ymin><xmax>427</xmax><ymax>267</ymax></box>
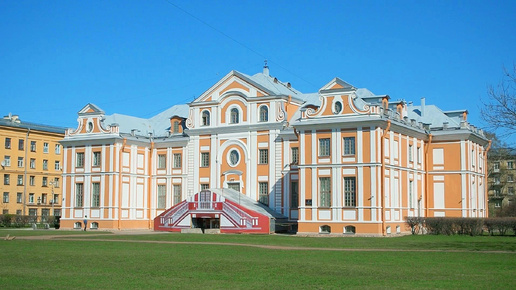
<box><xmin>59</xmin><ymin>67</ymin><xmax>490</xmax><ymax>235</ymax></box>
<box><xmin>0</xmin><ymin>114</ymin><xmax>65</xmax><ymax>217</ymax></box>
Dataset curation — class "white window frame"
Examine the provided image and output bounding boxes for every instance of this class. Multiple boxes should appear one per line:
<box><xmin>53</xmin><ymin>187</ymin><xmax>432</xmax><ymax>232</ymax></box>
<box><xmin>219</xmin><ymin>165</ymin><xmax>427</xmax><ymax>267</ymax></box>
<box><xmin>157</xmin><ymin>185</ymin><xmax>166</xmax><ymax>208</ymax></box>
<box><xmin>259</xmin><ymin>105</ymin><xmax>268</xmax><ymax>122</ymax></box>
<box><xmin>173</xmin><ymin>153</ymin><xmax>181</xmax><ymax>169</ymax></box>
<box><xmin>344</xmin><ymin>177</ymin><xmax>356</xmax><ymax>207</ymax></box>
<box><xmin>319</xmin><ymin>138</ymin><xmax>330</xmax><ymax>157</ymax></box>
<box><xmin>158</xmin><ymin>154</ymin><xmax>166</xmax><ymax>169</ymax></box>
<box><xmin>259</xmin><ymin>149</ymin><xmax>268</xmax><ymax>165</ymax></box>
<box><xmin>201</xmin><ymin>152</ymin><xmax>210</xmax><ymax>167</ymax></box>
<box><xmin>259</xmin><ymin>182</ymin><xmax>269</xmax><ymax>205</ymax></box>
<box><xmin>319</xmin><ymin>177</ymin><xmax>331</xmax><ymax>207</ymax></box>
<box><xmin>201</xmin><ymin>110</ymin><xmax>210</xmax><ymax>126</ymax></box>
<box><xmin>343</xmin><ymin>137</ymin><xmax>355</xmax><ymax>156</ymax></box>
<box><xmin>92</xmin><ymin>183</ymin><xmax>100</xmax><ymax>207</ymax></box>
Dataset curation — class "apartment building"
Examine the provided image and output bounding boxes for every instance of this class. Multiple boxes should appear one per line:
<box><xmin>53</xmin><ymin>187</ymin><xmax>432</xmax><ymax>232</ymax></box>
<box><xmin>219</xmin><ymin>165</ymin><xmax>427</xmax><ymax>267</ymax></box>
<box><xmin>0</xmin><ymin>114</ymin><xmax>66</xmax><ymax>217</ymax></box>
<box><xmin>487</xmin><ymin>148</ymin><xmax>516</xmax><ymax>215</ymax></box>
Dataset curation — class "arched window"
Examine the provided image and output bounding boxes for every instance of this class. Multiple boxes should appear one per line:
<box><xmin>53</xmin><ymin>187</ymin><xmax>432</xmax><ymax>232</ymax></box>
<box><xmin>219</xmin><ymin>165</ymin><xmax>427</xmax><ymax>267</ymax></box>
<box><xmin>320</xmin><ymin>225</ymin><xmax>331</xmax><ymax>234</ymax></box>
<box><xmin>230</xmin><ymin>108</ymin><xmax>239</xmax><ymax>124</ymax></box>
<box><xmin>229</xmin><ymin>150</ymin><xmax>240</xmax><ymax>166</ymax></box>
<box><xmin>74</xmin><ymin>222</ymin><xmax>82</xmax><ymax>229</ymax></box>
<box><xmin>344</xmin><ymin>225</ymin><xmax>356</xmax><ymax>234</ymax></box>
<box><xmin>91</xmin><ymin>222</ymin><xmax>99</xmax><ymax>229</ymax></box>
<box><xmin>202</xmin><ymin>110</ymin><xmax>210</xmax><ymax>126</ymax></box>
<box><xmin>173</xmin><ymin>121</ymin><xmax>180</xmax><ymax>133</ymax></box>
<box><xmin>259</xmin><ymin>105</ymin><xmax>268</xmax><ymax>122</ymax></box>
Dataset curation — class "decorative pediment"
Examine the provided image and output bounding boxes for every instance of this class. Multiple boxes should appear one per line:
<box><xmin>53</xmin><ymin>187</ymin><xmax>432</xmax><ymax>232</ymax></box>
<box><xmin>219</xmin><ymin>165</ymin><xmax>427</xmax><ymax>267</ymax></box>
<box><xmin>319</xmin><ymin>77</ymin><xmax>356</xmax><ymax>93</ymax></box>
<box><xmin>78</xmin><ymin>103</ymin><xmax>105</xmax><ymax>116</ymax></box>
<box><xmin>193</xmin><ymin>71</ymin><xmax>273</xmax><ymax>104</ymax></box>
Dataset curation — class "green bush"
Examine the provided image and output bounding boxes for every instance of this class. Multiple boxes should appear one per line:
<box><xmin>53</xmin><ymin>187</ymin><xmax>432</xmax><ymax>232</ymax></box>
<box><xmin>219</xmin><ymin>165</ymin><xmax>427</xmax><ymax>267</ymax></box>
<box><xmin>0</xmin><ymin>214</ymin><xmax>15</xmax><ymax>227</ymax></box>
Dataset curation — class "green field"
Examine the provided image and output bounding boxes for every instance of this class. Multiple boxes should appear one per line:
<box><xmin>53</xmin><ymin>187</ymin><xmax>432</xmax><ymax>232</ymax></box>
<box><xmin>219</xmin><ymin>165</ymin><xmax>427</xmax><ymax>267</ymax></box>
<box><xmin>1</xmin><ymin>230</ymin><xmax>515</xmax><ymax>289</ymax></box>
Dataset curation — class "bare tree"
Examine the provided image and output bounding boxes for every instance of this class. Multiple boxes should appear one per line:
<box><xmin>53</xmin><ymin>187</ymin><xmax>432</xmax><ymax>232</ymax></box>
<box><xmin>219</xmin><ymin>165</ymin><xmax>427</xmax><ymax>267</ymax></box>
<box><xmin>481</xmin><ymin>64</ymin><xmax>516</xmax><ymax>138</ymax></box>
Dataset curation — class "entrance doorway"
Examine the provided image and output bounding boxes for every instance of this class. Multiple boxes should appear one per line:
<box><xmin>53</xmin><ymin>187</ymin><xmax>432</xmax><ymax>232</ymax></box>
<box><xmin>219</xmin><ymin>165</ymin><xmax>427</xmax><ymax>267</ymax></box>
<box><xmin>192</xmin><ymin>217</ymin><xmax>220</xmax><ymax>232</ymax></box>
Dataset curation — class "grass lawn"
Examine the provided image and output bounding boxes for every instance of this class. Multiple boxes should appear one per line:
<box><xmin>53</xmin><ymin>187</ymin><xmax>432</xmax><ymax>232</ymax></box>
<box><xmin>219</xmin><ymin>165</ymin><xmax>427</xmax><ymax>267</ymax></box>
<box><xmin>1</xmin><ymin>230</ymin><xmax>515</xmax><ymax>289</ymax></box>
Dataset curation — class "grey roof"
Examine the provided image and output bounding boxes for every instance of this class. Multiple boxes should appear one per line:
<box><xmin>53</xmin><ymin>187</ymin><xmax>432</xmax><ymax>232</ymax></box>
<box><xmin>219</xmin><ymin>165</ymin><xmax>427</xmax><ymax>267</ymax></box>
<box><xmin>0</xmin><ymin>116</ymin><xmax>66</xmax><ymax>134</ymax></box>
<box><xmin>243</xmin><ymin>72</ymin><xmax>302</xmax><ymax>96</ymax></box>
<box><xmin>210</xmin><ymin>188</ymin><xmax>286</xmax><ymax>219</ymax></box>
<box><xmin>103</xmin><ymin>104</ymin><xmax>189</xmax><ymax>137</ymax></box>
<box><xmin>408</xmin><ymin>105</ymin><xmax>460</xmax><ymax>128</ymax></box>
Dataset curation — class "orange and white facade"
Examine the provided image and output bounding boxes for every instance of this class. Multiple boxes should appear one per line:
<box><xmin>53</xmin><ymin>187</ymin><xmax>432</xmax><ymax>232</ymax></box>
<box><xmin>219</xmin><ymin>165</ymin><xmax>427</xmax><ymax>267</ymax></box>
<box><xmin>59</xmin><ymin>67</ymin><xmax>489</xmax><ymax>235</ymax></box>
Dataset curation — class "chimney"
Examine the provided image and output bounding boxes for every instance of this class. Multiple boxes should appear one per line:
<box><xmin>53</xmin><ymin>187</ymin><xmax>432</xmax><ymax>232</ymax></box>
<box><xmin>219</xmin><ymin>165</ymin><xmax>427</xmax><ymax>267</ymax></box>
<box><xmin>420</xmin><ymin>97</ymin><xmax>425</xmax><ymax>117</ymax></box>
<box><xmin>263</xmin><ymin>60</ymin><xmax>269</xmax><ymax>76</ymax></box>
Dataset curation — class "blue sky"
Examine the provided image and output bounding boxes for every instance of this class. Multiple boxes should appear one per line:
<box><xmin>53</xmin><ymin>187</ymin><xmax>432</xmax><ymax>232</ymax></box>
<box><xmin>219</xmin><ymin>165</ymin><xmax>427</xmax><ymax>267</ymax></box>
<box><xmin>1</xmin><ymin>1</ymin><xmax>515</xmax><ymax>143</ymax></box>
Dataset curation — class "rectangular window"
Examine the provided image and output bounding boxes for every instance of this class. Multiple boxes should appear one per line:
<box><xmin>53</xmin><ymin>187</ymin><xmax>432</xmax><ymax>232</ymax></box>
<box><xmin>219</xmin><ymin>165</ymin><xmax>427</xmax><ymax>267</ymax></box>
<box><xmin>42</xmin><ymin>177</ymin><xmax>48</xmax><ymax>187</ymax></box>
<box><xmin>3</xmin><ymin>192</ymin><xmax>9</xmax><ymax>203</ymax></box>
<box><xmin>319</xmin><ymin>177</ymin><xmax>331</xmax><ymax>207</ymax></box>
<box><xmin>53</xmin><ymin>209</ymin><xmax>61</xmax><ymax>217</ymax></box>
<box><xmin>157</xmin><ymin>154</ymin><xmax>166</xmax><ymax>169</ymax></box>
<box><xmin>494</xmin><ymin>162</ymin><xmax>500</xmax><ymax>170</ymax></box>
<box><xmin>29</xmin><ymin>193</ymin><xmax>34</xmax><ymax>204</ymax></box>
<box><xmin>4</xmin><ymin>156</ymin><xmax>10</xmax><ymax>166</ymax></box>
<box><xmin>4</xmin><ymin>174</ymin><xmax>10</xmax><ymax>185</ymax></box>
<box><xmin>30</xmin><ymin>158</ymin><xmax>35</xmax><ymax>169</ymax></box>
<box><xmin>42</xmin><ymin>159</ymin><xmax>48</xmax><ymax>170</ymax></box>
<box><xmin>16</xmin><ymin>209</ymin><xmax>22</xmax><ymax>215</ymax></box>
<box><xmin>409</xmin><ymin>145</ymin><xmax>413</xmax><ymax>162</ymax></box>
<box><xmin>29</xmin><ymin>176</ymin><xmax>35</xmax><ymax>186</ymax></box>
<box><xmin>173</xmin><ymin>154</ymin><xmax>181</xmax><ymax>169</ymax></box>
<box><xmin>53</xmin><ymin>194</ymin><xmax>59</xmax><ymax>204</ymax></box>
<box><xmin>508</xmin><ymin>175</ymin><xmax>514</xmax><ymax>182</ymax></box>
<box><xmin>201</xmin><ymin>152</ymin><xmax>210</xmax><ymax>167</ymax></box>
<box><xmin>54</xmin><ymin>177</ymin><xmax>60</xmax><ymax>188</ymax></box>
<box><xmin>290</xmin><ymin>181</ymin><xmax>298</xmax><ymax>208</ymax></box>
<box><xmin>55</xmin><ymin>161</ymin><xmax>60</xmax><ymax>170</ymax></box>
<box><xmin>55</xmin><ymin>144</ymin><xmax>61</xmax><ymax>154</ymax></box>
<box><xmin>29</xmin><ymin>208</ymin><xmax>37</xmax><ymax>216</ymax></box>
<box><xmin>17</xmin><ymin>157</ymin><xmax>23</xmax><ymax>167</ymax></box>
<box><xmin>319</xmin><ymin>138</ymin><xmax>330</xmax><ymax>157</ymax></box>
<box><xmin>76</xmin><ymin>152</ymin><xmax>84</xmax><ymax>168</ymax></box>
<box><xmin>157</xmin><ymin>185</ymin><xmax>166</xmax><ymax>208</ymax></box>
<box><xmin>2</xmin><ymin>209</ymin><xmax>8</xmax><ymax>215</ymax></box>
<box><xmin>409</xmin><ymin>180</ymin><xmax>414</xmax><ymax>208</ymax></box>
<box><xmin>42</xmin><ymin>193</ymin><xmax>47</xmax><ymax>204</ymax></box>
<box><xmin>17</xmin><ymin>192</ymin><xmax>22</xmax><ymax>203</ymax></box>
<box><xmin>5</xmin><ymin>138</ymin><xmax>11</xmax><ymax>149</ymax></box>
<box><xmin>41</xmin><ymin>208</ymin><xmax>50</xmax><ymax>217</ymax></box>
<box><xmin>30</xmin><ymin>141</ymin><xmax>36</xmax><ymax>152</ymax></box>
<box><xmin>417</xmin><ymin>147</ymin><xmax>422</xmax><ymax>163</ymax></box>
<box><xmin>93</xmin><ymin>152</ymin><xmax>101</xmax><ymax>167</ymax></box>
<box><xmin>259</xmin><ymin>149</ymin><xmax>269</xmax><ymax>164</ymax></box>
<box><xmin>343</xmin><ymin>137</ymin><xmax>355</xmax><ymax>155</ymax></box>
<box><xmin>173</xmin><ymin>185</ymin><xmax>181</xmax><ymax>205</ymax></box>
<box><xmin>201</xmin><ymin>184</ymin><xmax>209</xmax><ymax>191</ymax></box>
<box><xmin>259</xmin><ymin>182</ymin><xmax>269</xmax><ymax>205</ymax></box>
<box><xmin>17</xmin><ymin>175</ymin><xmax>23</xmax><ymax>186</ymax></box>
<box><xmin>507</xmin><ymin>161</ymin><xmax>514</xmax><ymax>169</ymax></box>
<box><xmin>92</xmin><ymin>183</ymin><xmax>100</xmax><ymax>207</ymax></box>
<box><xmin>43</xmin><ymin>142</ymin><xmax>49</xmax><ymax>153</ymax></box>
<box><xmin>509</xmin><ymin>187</ymin><xmax>515</xmax><ymax>195</ymax></box>
<box><xmin>75</xmin><ymin>184</ymin><xmax>84</xmax><ymax>207</ymax></box>
<box><xmin>18</xmin><ymin>139</ymin><xmax>24</xmax><ymax>150</ymax></box>
<box><xmin>344</xmin><ymin>177</ymin><xmax>356</xmax><ymax>207</ymax></box>
<box><xmin>291</xmin><ymin>147</ymin><xmax>299</xmax><ymax>164</ymax></box>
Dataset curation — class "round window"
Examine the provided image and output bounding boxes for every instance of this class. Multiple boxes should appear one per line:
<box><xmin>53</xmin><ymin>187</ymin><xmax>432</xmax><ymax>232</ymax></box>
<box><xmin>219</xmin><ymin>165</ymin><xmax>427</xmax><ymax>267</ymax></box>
<box><xmin>334</xmin><ymin>101</ymin><xmax>343</xmax><ymax>114</ymax></box>
<box><xmin>87</xmin><ymin>122</ymin><xmax>94</xmax><ymax>133</ymax></box>
<box><xmin>229</xmin><ymin>150</ymin><xmax>240</xmax><ymax>166</ymax></box>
